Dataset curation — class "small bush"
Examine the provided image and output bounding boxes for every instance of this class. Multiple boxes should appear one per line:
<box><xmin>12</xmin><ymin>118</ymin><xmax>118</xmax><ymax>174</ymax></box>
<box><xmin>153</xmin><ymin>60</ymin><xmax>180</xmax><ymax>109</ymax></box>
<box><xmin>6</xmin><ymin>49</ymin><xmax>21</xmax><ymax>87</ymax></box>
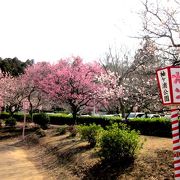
<box><xmin>5</xmin><ymin>117</ymin><xmax>17</xmax><ymax>127</ymax></box>
<box><xmin>56</xmin><ymin>125</ymin><xmax>67</xmax><ymax>135</ymax></box>
<box><xmin>35</xmin><ymin>128</ymin><xmax>46</xmax><ymax>137</ymax></box>
<box><xmin>33</xmin><ymin>113</ymin><xmax>50</xmax><ymax>129</ymax></box>
<box><xmin>98</xmin><ymin>123</ymin><xmax>142</xmax><ymax>162</ymax></box>
<box><xmin>77</xmin><ymin>124</ymin><xmax>103</xmax><ymax>148</ymax></box>
<box><xmin>68</xmin><ymin>125</ymin><xmax>77</xmax><ymax>137</ymax></box>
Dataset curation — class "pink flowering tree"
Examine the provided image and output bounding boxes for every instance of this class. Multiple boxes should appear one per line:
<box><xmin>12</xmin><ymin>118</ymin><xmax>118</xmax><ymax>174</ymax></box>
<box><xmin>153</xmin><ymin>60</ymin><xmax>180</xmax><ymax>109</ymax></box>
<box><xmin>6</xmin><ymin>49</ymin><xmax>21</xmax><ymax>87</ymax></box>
<box><xmin>97</xmin><ymin>70</ymin><xmax>123</xmax><ymax>113</ymax></box>
<box><xmin>40</xmin><ymin>57</ymin><xmax>103</xmax><ymax>124</ymax></box>
<box><xmin>0</xmin><ymin>73</ymin><xmax>25</xmax><ymax>115</ymax></box>
<box><xmin>102</xmin><ymin>38</ymin><xmax>164</xmax><ymax>117</ymax></box>
<box><xmin>0</xmin><ymin>71</ymin><xmax>4</xmax><ymax>98</ymax></box>
<box><xmin>21</xmin><ymin>62</ymin><xmax>53</xmax><ymax>119</ymax></box>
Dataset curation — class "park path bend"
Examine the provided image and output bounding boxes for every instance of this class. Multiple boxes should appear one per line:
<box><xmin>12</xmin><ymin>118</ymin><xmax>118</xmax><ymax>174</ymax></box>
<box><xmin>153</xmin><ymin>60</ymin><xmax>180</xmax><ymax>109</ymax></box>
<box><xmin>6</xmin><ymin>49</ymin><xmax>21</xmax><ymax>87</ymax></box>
<box><xmin>0</xmin><ymin>139</ymin><xmax>52</xmax><ymax>180</ymax></box>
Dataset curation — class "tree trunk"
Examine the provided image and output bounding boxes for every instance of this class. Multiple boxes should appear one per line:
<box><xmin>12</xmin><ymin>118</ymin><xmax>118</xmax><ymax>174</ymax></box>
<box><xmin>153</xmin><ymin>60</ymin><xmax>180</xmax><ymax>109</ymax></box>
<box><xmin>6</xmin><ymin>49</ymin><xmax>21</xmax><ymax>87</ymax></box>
<box><xmin>119</xmin><ymin>98</ymin><xmax>125</xmax><ymax>118</ymax></box>
<box><xmin>72</xmin><ymin>111</ymin><xmax>77</xmax><ymax>125</ymax></box>
<box><xmin>29</xmin><ymin>107</ymin><xmax>33</xmax><ymax>121</ymax></box>
<box><xmin>116</xmin><ymin>106</ymin><xmax>120</xmax><ymax>114</ymax></box>
<box><xmin>70</xmin><ymin>102</ymin><xmax>79</xmax><ymax>125</ymax></box>
<box><xmin>28</xmin><ymin>98</ymin><xmax>33</xmax><ymax>122</ymax></box>
<box><xmin>7</xmin><ymin>106</ymin><xmax>14</xmax><ymax>117</ymax></box>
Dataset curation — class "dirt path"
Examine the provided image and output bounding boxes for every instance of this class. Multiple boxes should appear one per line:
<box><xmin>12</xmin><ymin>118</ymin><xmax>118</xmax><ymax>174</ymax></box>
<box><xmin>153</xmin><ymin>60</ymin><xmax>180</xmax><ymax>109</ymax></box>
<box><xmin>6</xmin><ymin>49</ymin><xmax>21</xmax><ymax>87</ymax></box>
<box><xmin>0</xmin><ymin>138</ymin><xmax>53</xmax><ymax>180</ymax></box>
<box><xmin>0</xmin><ymin>132</ymin><xmax>174</xmax><ymax>180</ymax></box>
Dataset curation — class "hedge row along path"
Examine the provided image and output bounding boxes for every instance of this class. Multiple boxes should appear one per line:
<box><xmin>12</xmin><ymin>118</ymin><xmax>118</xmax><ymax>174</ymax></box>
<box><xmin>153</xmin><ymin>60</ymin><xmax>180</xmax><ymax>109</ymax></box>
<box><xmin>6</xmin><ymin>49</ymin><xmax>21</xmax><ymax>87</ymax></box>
<box><xmin>0</xmin><ymin>138</ymin><xmax>53</xmax><ymax>180</ymax></box>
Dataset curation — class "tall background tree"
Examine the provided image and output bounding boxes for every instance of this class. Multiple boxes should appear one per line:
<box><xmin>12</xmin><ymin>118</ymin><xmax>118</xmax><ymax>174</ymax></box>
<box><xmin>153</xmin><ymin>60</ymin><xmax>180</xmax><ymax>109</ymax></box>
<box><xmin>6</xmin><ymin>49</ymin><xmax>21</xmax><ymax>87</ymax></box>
<box><xmin>101</xmin><ymin>37</ymin><xmax>163</xmax><ymax>117</ymax></box>
<box><xmin>0</xmin><ymin>57</ymin><xmax>33</xmax><ymax>76</ymax></box>
<box><xmin>142</xmin><ymin>0</ymin><xmax>180</xmax><ymax>65</ymax></box>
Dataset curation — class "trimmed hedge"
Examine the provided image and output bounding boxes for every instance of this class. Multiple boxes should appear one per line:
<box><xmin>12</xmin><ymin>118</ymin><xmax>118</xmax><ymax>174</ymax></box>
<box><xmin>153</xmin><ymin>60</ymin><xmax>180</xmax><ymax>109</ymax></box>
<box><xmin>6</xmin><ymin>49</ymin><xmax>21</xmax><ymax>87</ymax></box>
<box><xmin>48</xmin><ymin>114</ymin><xmax>122</xmax><ymax>126</ymax></box>
<box><xmin>38</xmin><ymin>115</ymin><xmax>173</xmax><ymax>137</ymax></box>
<box><xmin>13</xmin><ymin>113</ymin><xmax>31</xmax><ymax>122</ymax></box>
<box><xmin>0</xmin><ymin>112</ymin><xmax>31</xmax><ymax>122</ymax></box>
<box><xmin>125</xmin><ymin>118</ymin><xmax>171</xmax><ymax>137</ymax></box>
<box><xmin>48</xmin><ymin>114</ymin><xmax>74</xmax><ymax>125</ymax></box>
<box><xmin>45</xmin><ymin>116</ymin><xmax>173</xmax><ymax>137</ymax></box>
<box><xmin>0</xmin><ymin>112</ymin><xmax>10</xmax><ymax>119</ymax></box>
<box><xmin>0</xmin><ymin>112</ymin><xmax>173</xmax><ymax>137</ymax></box>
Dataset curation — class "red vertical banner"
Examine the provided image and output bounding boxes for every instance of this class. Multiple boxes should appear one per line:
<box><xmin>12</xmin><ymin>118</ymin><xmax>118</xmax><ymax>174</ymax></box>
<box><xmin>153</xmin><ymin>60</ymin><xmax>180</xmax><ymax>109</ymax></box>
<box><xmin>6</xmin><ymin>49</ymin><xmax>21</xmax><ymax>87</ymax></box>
<box><xmin>171</xmin><ymin>107</ymin><xmax>180</xmax><ymax>179</ymax></box>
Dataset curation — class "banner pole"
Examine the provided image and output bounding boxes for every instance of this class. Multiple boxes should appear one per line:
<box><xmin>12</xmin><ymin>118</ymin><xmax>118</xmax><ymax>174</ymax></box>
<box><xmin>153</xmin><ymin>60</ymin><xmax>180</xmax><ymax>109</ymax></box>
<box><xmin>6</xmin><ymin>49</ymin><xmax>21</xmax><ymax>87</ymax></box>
<box><xmin>22</xmin><ymin>110</ymin><xmax>26</xmax><ymax>140</ymax></box>
<box><xmin>171</xmin><ymin>106</ymin><xmax>180</xmax><ymax>179</ymax></box>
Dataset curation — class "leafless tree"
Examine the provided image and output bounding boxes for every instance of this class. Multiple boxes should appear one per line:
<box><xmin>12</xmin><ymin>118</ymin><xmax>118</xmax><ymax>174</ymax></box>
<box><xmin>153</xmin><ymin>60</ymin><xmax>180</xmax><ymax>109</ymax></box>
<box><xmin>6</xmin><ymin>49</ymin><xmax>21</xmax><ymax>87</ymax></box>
<box><xmin>142</xmin><ymin>0</ymin><xmax>180</xmax><ymax>65</ymax></box>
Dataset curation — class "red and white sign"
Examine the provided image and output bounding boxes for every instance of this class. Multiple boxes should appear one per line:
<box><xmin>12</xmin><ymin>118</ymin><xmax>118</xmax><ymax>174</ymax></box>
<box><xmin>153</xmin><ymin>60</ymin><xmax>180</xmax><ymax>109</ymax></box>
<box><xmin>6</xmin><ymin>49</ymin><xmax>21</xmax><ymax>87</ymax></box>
<box><xmin>157</xmin><ymin>66</ymin><xmax>180</xmax><ymax>179</ymax></box>
<box><xmin>23</xmin><ymin>100</ymin><xmax>30</xmax><ymax>110</ymax></box>
<box><xmin>156</xmin><ymin>66</ymin><xmax>180</xmax><ymax>105</ymax></box>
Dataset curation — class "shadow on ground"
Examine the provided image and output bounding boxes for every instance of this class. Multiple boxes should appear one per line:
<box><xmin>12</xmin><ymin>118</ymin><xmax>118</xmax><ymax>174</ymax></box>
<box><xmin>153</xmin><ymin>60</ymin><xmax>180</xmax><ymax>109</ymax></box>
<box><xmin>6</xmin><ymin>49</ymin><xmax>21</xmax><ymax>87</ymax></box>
<box><xmin>81</xmin><ymin>158</ymin><xmax>134</xmax><ymax>180</ymax></box>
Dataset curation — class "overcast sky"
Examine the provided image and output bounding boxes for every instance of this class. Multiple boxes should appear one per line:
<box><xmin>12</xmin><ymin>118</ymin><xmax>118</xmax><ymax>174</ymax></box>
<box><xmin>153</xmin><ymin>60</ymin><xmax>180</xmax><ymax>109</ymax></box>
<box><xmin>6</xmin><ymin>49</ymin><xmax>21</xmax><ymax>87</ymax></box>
<box><xmin>0</xmin><ymin>0</ymin><xmax>144</xmax><ymax>63</ymax></box>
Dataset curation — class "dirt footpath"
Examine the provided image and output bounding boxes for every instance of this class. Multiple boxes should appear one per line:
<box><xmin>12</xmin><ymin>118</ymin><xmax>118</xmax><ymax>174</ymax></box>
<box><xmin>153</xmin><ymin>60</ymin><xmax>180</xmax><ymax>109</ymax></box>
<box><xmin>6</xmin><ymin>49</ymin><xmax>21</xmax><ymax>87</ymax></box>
<box><xmin>0</xmin><ymin>138</ymin><xmax>53</xmax><ymax>180</ymax></box>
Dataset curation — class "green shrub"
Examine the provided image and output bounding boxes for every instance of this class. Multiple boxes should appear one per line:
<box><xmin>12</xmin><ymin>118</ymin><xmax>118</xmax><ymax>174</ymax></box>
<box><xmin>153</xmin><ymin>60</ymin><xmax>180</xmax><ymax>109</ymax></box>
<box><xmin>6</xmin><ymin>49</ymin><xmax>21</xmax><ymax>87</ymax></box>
<box><xmin>77</xmin><ymin>124</ymin><xmax>103</xmax><ymax>148</ymax></box>
<box><xmin>5</xmin><ymin>117</ymin><xmax>17</xmax><ymax>127</ymax></box>
<box><xmin>35</xmin><ymin>128</ymin><xmax>46</xmax><ymax>137</ymax></box>
<box><xmin>67</xmin><ymin>125</ymin><xmax>77</xmax><ymax>137</ymax></box>
<box><xmin>56</xmin><ymin>125</ymin><xmax>67</xmax><ymax>135</ymax></box>
<box><xmin>33</xmin><ymin>113</ymin><xmax>50</xmax><ymax>129</ymax></box>
<box><xmin>98</xmin><ymin>123</ymin><xmax>142</xmax><ymax>162</ymax></box>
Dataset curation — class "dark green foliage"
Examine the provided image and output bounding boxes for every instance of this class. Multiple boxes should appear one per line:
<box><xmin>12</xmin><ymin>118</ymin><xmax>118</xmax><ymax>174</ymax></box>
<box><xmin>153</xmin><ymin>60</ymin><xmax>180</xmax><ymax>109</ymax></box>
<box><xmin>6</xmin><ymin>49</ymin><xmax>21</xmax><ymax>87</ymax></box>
<box><xmin>5</xmin><ymin>117</ymin><xmax>17</xmax><ymax>127</ymax></box>
<box><xmin>98</xmin><ymin>123</ymin><xmax>142</xmax><ymax>162</ymax></box>
<box><xmin>13</xmin><ymin>113</ymin><xmax>31</xmax><ymax>122</ymax></box>
<box><xmin>77</xmin><ymin>124</ymin><xmax>103</xmax><ymax>147</ymax></box>
<box><xmin>48</xmin><ymin>114</ymin><xmax>121</xmax><ymax>127</ymax></box>
<box><xmin>48</xmin><ymin>114</ymin><xmax>74</xmax><ymax>125</ymax></box>
<box><xmin>56</xmin><ymin>125</ymin><xmax>67</xmax><ymax>135</ymax></box>
<box><xmin>125</xmin><ymin>118</ymin><xmax>171</xmax><ymax>137</ymax></box>
<box><xmin>0</xmin><ymin>57</ymin><xmax>33</xmax><ymax>76</ymax></box>
<box><xmin>33</xmin><ymin>113</ymin><xmax>50</xmax><ymax>129</ymax></box>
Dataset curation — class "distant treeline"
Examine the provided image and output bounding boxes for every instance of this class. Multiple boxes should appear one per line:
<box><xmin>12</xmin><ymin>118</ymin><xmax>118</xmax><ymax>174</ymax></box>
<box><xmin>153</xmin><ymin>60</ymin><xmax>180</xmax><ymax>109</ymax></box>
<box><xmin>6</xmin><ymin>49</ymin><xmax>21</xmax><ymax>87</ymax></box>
<box><xmin>0</xmin><ymin>57</ymin><xmax>34</xmax><ymax>76</ymax></box>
